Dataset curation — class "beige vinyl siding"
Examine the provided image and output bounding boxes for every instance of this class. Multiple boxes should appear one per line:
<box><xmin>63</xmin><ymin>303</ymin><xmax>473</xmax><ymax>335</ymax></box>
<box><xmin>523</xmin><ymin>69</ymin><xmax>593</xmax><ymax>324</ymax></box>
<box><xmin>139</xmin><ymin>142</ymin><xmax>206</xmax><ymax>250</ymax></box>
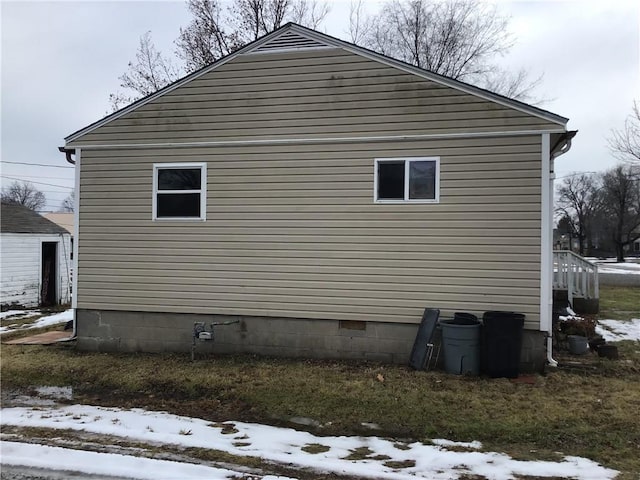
<box><xmin>68</xmin><ymin>48</ymin><xmax>559</xmax><ymax>147</ymax></box>
<box><xmin>77</xmin><ymin>135</ymin><xmax>542</xmax><ymax>328</ymax></box>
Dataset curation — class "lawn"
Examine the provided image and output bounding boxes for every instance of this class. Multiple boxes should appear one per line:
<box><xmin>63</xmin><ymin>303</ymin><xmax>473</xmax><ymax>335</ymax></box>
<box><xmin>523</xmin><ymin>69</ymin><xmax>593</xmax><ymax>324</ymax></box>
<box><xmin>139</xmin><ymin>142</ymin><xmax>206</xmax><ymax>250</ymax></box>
<box><xmin>1</xmin><ymin>287</ymin><xmax>639</xmax><ymax>479</ymax></box>
<box><xmin>598</xmin><ymin>285</ymin><xmax>640</xmax><ymax>320</ymax></box>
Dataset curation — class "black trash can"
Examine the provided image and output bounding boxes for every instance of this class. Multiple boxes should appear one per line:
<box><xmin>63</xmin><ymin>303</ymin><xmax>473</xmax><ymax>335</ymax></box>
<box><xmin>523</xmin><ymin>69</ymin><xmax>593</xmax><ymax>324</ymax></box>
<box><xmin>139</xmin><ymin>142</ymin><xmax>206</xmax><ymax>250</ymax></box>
<box><xmin>481</xmin><ymin>311</ymin><xmax>525</xmax><ymax>378</ymax></box>
<box><xmin>453</xmin><ymin>312</ymin><xmax>479</xmax><ymax>325</ymax></box>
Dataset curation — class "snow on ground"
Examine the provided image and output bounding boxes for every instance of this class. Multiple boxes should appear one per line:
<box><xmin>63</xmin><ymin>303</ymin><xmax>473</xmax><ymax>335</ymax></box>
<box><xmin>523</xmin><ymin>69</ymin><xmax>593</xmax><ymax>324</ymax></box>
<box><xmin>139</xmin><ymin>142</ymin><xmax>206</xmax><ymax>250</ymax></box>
<box><xmin>596</xmin><ymin>318</ymin><xmax>640</xmax><ymax>342</ymax></box>
<box><xmin>0</xmin><ymin>308</ymin><xmax>72</xmax><ymax>334</ymax></box>
<box><xmin>589</xmin><ymin>259</ymin><xmax>640</xmax><ymax>275</ymax></box>
<box><xmin>0</xmin><ymin>441</ymin><xmax>293</xmax><ymax>480</ymax></box>
<box><xmin>0</xmin><ymin>309</ymin><xmax>41</xmax><ymax>321</ymax></box>
<box><xmin>0</xmin><ymin>405</ymin><xmax>618</xmax><ymax>480</ymax></box>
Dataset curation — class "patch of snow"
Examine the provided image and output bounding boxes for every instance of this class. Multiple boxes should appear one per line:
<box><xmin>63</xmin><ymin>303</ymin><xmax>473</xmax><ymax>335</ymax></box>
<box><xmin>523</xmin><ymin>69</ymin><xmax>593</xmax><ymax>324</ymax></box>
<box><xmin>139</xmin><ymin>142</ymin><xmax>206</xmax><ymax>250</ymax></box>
<box><xmin>0</xmin><ymin>309</ymin><xmax>72</xmax><ymax>334</ymax></box>
<box><xmin>594</xmin><ymin>261</ymin><xmax>640</xmax><ymax>275</ymax></box>
<box><xmin>432</xmin><ymin>438</ymin><xmax>482</xmax><ymax>449</ymax></box>
<box><xmin>360</xmin><ymin>422</ymin><xmax>381</xmax><ymax>430</ymax></box>
<box><xmin>599</xmin><ymin>267</ymin><xmax>640</xmax><ymax>275</ymax></box>
<box><xmin>0</xmin><ymin>309</ymin><xmax>40</xmax><ymax>321</ymax></box>
<box><xmin>0</xmin><ymin>441</ymin><xmax>279</xmax><ymax>480</ymax></box>
<box><xmin>35</xmin><ymin>386</ymin><xmax>73</xmax><ymax>400</ymax></box>
<box><xmin>31</xmin><ymin>309</ymin><xmax>73</xmax><ymax>328</ymax></box>
<box><xmin>596</xmin><ymin>319</ymin><xmax>640</xmax><ymax>342</ymax></box>
<box><xmin>0</xmin><ymin>405</ymin><xmax>618</xmax><ymax>480</ymax></box>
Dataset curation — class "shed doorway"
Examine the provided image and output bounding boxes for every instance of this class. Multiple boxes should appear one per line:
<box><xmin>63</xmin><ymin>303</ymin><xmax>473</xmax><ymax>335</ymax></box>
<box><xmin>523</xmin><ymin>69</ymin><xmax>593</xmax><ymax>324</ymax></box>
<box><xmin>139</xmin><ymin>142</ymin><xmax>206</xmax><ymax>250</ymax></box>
<box><xmin>41</xmin><ymin>242</ymin><xmax>58</xmax><ymax>306</ymax></box>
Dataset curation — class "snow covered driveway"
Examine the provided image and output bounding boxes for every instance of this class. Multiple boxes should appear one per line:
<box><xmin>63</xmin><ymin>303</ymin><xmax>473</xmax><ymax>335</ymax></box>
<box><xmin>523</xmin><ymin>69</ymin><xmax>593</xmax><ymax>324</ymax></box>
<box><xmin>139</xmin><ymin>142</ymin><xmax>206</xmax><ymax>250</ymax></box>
<box><xmin>0</xmin><ymin>404</ymin><xmax>618</xmax><ymax>480</ymax></box>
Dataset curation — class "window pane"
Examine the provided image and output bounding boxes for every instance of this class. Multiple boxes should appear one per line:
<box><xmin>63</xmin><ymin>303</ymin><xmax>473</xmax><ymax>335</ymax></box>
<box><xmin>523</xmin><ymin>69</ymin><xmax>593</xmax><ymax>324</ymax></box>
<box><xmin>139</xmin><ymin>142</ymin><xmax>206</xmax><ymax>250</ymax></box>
<box><xmin>377</xmin><ymin>161</ymin><xmax>405</xmax><ymax>200</ymax></box>
<box><xmin>158</xmin><ymin>168</ymin><xmax>201</xmax><ymax>190</ymax></box>
<box><xmin>409</xmin><ymin>161</ymin><xmax>436</xmax><ymax>200</ymax></box>
<box><xmin>157</xmin><ymin>193</ymin><xmax>201</xmax><ymax>217</ymax></box>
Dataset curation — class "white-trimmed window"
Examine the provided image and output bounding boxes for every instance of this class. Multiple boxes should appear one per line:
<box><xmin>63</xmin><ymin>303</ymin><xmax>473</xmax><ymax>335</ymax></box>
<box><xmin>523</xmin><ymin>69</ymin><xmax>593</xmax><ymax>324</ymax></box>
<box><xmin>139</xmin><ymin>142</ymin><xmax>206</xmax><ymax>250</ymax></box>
<box><xmin>152</xmin><ymin>163</ymin><xmax>207</xmax><ymax>220</ymax></box>
<box><xmin>374</xmin><ymin>157</ymin><xmax>440</xmax><ymax>203</ymax></box>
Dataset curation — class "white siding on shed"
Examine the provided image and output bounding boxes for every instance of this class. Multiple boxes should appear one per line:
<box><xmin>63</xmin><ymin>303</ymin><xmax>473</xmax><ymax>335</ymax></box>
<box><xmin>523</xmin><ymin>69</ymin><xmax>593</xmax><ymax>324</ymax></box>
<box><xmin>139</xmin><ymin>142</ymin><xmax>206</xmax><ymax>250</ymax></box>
<box><xmin>0</xmin><ymin>233</ymin><xmax>72</xmax><ymax>307</ymax></box>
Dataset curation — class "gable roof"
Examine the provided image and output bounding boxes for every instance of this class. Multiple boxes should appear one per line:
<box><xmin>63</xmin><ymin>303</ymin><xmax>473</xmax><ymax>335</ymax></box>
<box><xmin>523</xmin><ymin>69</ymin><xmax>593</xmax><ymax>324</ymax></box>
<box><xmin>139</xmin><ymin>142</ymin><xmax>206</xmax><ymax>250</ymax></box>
<box><xmin>1</xmin><ymin>202</ymin><xmax>70</xmax><ymax>235</ymax></box>
<box><xmin>43</xmin><ymin>213</ymin><xmax>74</xmax><ymax>234</ymax></box>
<box><xmin>65</xmin><ymin>23</ymin><xmax>567</xmax><ymax>144</ymax></box>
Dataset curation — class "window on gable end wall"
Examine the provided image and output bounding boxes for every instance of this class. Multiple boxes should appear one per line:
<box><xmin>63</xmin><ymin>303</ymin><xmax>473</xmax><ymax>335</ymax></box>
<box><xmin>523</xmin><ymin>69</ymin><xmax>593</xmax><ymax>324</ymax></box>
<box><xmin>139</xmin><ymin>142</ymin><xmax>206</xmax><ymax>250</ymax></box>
<box><xmin>374</xmin><ymin>157</ymin><xmax>440</xmax><ymax>203</ymax></box>
<box><xmin>152</xmin><ymin>163</ymin><xmax>207</xmax><ymax>220</ymax></box>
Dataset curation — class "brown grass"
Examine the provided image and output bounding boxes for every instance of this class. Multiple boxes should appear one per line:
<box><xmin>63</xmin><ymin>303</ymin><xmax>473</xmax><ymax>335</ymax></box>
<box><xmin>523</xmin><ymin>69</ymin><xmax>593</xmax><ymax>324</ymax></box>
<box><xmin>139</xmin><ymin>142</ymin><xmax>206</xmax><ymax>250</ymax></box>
<box><xmin>2</xmin><ymin>345</ymin><xmax>639</xmax><ymax>477</ymax></box>
<box><xmin>1</xmin><ymin>290</ymin><xmax>638</xmax><ymax>478</ymax></box>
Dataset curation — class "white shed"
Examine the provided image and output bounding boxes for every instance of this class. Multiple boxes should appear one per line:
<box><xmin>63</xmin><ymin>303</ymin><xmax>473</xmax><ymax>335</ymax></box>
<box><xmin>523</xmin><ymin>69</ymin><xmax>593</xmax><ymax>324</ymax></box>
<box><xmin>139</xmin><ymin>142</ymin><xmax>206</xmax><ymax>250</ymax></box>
<box><xmin>1</xmin><ymin>202</ymin><xmax>72</xmax><ymax>308</ymax></box>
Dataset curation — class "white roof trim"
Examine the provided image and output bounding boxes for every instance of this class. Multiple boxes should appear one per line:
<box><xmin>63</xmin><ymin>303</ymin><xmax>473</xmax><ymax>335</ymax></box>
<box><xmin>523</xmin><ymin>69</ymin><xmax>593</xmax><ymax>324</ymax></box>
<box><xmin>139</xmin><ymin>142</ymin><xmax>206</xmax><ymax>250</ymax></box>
<box><xmin>65</xmin><ymin>23</ymin><xmax>567</xmax><ymax>144</ymax></box>
<box><xmin>70</xmin><ymin>128</ymin><xmax>567</xmax><ymax>150</ymax></box>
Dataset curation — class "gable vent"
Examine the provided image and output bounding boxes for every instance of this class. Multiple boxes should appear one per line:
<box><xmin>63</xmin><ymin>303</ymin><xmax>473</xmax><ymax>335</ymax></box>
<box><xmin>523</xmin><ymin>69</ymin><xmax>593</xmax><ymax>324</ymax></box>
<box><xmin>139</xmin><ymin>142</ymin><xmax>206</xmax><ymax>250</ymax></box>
<box><xmin>253</xmin><ymin>30</ymin><xmax>331</xmax><ymax>53</ymax></box>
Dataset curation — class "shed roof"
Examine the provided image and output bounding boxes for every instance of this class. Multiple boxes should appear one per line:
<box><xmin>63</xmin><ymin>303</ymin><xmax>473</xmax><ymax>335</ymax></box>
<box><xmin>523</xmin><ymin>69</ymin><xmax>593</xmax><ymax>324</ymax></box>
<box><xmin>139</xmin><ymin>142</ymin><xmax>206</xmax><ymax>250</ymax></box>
<box><xmin>1</xmin><ymin>202</ymin><xmax>70</xmax><ymax>234</ymax></box>
<box><xmin>65</xmin><ymin>23</ymin><xmax>568</xmax><ymax>144</ymax></box>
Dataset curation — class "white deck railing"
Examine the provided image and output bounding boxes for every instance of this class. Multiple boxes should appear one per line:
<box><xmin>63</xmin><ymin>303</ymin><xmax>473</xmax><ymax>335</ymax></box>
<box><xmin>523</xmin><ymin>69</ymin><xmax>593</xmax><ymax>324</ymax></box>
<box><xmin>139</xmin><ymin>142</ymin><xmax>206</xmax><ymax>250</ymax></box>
<box><xmin>553</xmin><ymin>250</ymin><xmax>599</xmax><ymax>305</ymax></box>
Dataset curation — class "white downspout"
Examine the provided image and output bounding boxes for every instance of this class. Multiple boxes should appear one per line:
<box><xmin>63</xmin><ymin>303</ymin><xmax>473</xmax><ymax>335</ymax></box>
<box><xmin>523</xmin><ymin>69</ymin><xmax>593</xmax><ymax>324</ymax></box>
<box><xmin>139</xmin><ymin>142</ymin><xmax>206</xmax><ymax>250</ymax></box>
<box><xmin>72</xmin><ymin>149</ymin><xmax>80</xmax><ymax>338</ymax></box>
<box><xmin>541</xmin><ymin>134</ymin><xmax>557</xmax><ymax>367</ymax></box>
<box><xmin>59</xmin><ymin>146</ymin><xmax>80</xmax><ymax>338</ymax></box>
<box><xmin>60</xmin><ymin>148</ymin><xmax>81</xmax><ymax>338</ymax></box>
<box><xmin>543</xmin><ymin>132</ymin><xmax>575</xmax><ymax>367</ymax></box>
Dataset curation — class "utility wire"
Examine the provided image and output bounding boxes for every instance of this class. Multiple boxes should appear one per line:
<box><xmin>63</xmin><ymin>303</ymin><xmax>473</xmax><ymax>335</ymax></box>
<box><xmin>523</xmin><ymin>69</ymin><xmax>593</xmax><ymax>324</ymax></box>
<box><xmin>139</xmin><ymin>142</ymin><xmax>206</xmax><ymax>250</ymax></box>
<box><xmin>8</xmin><ymin>174</ymin><xmax>73</xmax><ymax>180</ymax></box>
<box><xmin>555</xmin><ymin>171</ymin><xmax>598</xmax><ymax>179</ymax></box>
<box><xmin>1</xmin><ymin>175</ymin><xmax>73</xmax><ymax>190</ymax></box>
<box><xmin>1</xmin><ymin>160</ymin><xmax>74</xmax><ymax>169</ymax></box>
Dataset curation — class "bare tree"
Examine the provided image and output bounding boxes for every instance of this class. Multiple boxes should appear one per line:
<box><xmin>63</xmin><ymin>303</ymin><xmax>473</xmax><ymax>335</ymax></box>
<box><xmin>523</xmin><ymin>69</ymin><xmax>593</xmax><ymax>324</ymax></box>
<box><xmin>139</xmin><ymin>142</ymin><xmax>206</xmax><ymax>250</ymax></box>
<box><xmin>112</xmin><ymin>0</ymin><xmax>542</xmax><ymax>110</ymax></box>
<box><xmin>176</xmin><ymin>0</ymin><xmax>238</xmax><ymax>74</ymax></box>
<box><xmin>348</xmin><ymin>0</ymin><xmax>373</xmax><ymax>44</ymax></box>
<box><xmin>608</xmin><ymin>100</ymin><xmax>640</xmax><ymax>165</ymax></box>
<box><xmin>555</xmin><ymin>173</ymin><xmax>599</xmax><ymax>256</ymax></box>
<box><xmin>366</xmin><ymin>0</ymin><xmax>511</xmax><ymax>77</ymax></box>
<box><xmin>230</xmin><ymin>0</ymin><xmax>291</xmax><ymax>45</ymax></box>
<box><xmin>110</xmin><ymin>32</ymin><xmax>182</xmax><ymax>111</ymax></box>
<box><xmin>352</xmin><ymin>0</ymin><xmax>542</xmax><ymax>102</ymax></box>
<box><xmin>112</xmin><ymin>0</ymin><xmax>330</xmax><ymax>107</ymax></box>
<box><xmin>290</xmin><ymin>0</ymin><xmax>330</xmax><ymax>29</ymax></box>
<box><xmin>598</xmin><ymin>165</ymin><xmax>640</xmax><ymax>262</ymax></box>
<box><xmin>480</xmin><ymin>68</ymin><xmax>546</xmax><ymax>105</ymax></box>
<box><xmin>1</xmin><ymin>181</ymin><xmax>46</xmax><ymax>211</ymax></box>
<box><xmin>181</xmin><ymin>0</ymin><xmax>329</xmax><ymax>69</ymax></box>
<box><xmin>60</xmin><ymin>190</ymin><xmax>75</xmax><ymax>213</ymax></box>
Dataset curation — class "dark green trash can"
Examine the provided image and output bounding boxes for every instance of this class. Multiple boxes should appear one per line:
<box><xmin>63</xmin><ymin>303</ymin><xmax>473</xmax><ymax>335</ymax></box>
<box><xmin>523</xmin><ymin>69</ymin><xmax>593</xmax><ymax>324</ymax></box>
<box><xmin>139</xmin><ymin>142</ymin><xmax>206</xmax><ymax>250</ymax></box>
<box><xmin>481</xmin><ymin>311</ymin><xmax>525</xmax><ymax>378</ymax></box>
<box><xmin>440</xmin><ymin>313</ymin><xmax>481</xmax><ymax>375</ymax></box>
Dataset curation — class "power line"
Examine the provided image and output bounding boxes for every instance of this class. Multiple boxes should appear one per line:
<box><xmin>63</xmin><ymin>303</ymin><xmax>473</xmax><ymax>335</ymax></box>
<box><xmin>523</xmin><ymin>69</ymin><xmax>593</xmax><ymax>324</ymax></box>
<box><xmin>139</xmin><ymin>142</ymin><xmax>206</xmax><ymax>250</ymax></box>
<box><xmin>6</xmin><ymin>174</ymin><xmax>73</xmax><ymax>181</ymax></box>
<box><xmin>555</xmin><ymin>171</ymin><xmax>598</xmax><ymax>180</ymax></box>
<box><xmin>1</xmin><ymin>175</ymin><xmax>73</xmax><ymax>190</ymax></box>
<box><xmin>1</xmin><ymin>160</ymin><xmax>74</xmax><ymax>169</ymax></box>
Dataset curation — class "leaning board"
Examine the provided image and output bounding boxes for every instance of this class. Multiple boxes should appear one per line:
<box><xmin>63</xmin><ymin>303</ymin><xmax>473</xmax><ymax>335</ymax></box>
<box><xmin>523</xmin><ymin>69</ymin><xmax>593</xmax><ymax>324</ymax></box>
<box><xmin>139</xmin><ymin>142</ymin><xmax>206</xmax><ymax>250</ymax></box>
<box><xmin>409</xmin><ymin>308</ymin><xmax>440</xmax><ymax>370</ymax></box>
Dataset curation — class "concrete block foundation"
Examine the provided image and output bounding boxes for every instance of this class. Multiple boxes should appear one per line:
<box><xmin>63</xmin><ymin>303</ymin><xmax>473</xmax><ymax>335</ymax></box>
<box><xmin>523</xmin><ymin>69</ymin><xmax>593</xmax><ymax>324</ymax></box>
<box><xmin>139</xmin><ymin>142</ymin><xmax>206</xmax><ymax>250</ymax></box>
<box><xmin>76</xmin><ymin>309</ymin><xmax>547</xmax><ymax>373</ymax></box>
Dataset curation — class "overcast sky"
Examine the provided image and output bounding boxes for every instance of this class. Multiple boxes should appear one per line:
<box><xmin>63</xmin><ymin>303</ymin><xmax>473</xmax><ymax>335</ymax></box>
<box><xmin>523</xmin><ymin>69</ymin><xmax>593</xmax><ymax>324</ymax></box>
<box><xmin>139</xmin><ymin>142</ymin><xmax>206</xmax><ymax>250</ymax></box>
<box><xmin>1</xmin><ymin>0</ymin><xmax>638</xmax><ymax>212</ymax></box>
